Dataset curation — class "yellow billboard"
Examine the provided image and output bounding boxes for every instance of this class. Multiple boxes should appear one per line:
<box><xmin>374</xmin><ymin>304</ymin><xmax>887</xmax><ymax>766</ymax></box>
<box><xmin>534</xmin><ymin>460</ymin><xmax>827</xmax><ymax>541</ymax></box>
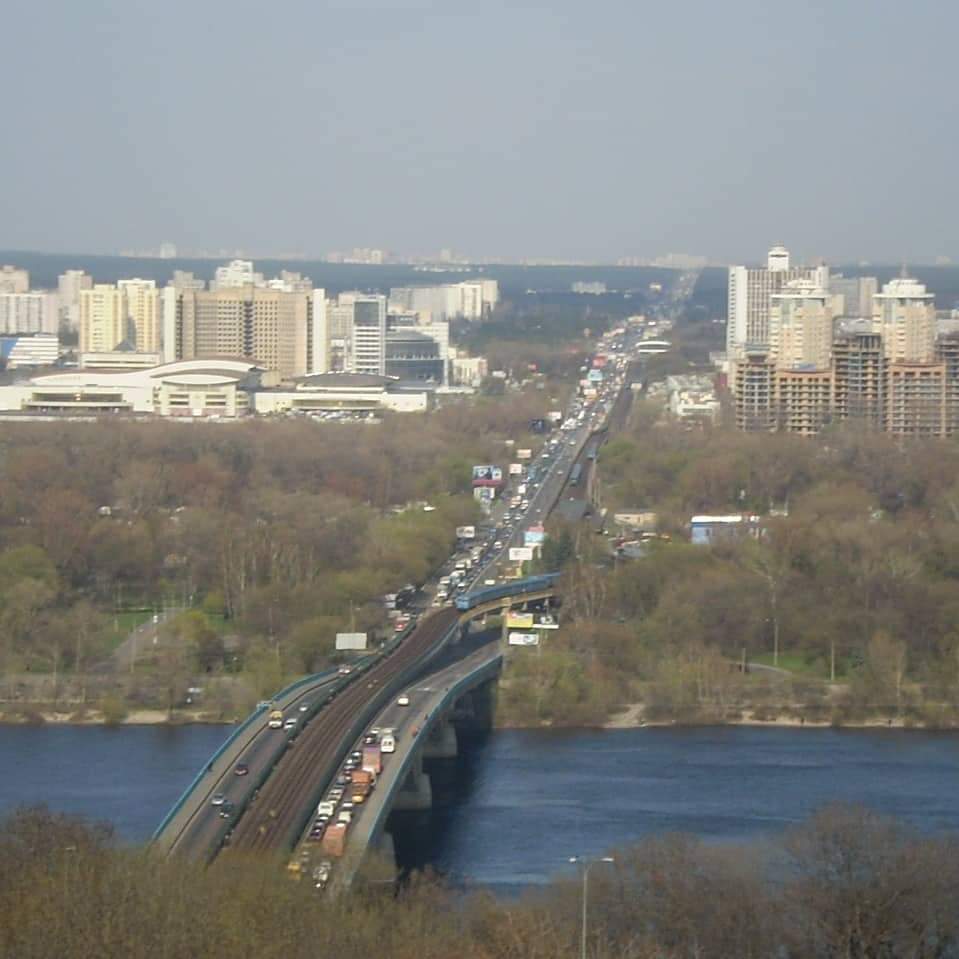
<box><xmin>506</xmin><ymin>611</ymin><xmax>535</xmax><ymax>629</ymax></box>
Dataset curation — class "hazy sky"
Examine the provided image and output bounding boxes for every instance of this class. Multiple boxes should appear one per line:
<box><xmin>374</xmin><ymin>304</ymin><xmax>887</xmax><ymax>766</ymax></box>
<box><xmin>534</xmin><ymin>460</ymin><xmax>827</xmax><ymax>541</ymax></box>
<box><xmin>2</xmin><ymin>0</ymin><xmax>956</xmax><ymax>263</ymax></box>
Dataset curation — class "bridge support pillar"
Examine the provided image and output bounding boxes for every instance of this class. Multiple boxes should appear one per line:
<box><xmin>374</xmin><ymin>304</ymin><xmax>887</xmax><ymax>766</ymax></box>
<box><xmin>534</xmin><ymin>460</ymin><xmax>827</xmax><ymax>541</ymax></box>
<box><xmin>423</xmin><ymin>717</ymin><xmax>457</xmax><ymax>759</ymax></box>
<box><xmin>392</xmin><ymin>756</ymin><xmax>432</xmax><ymax>812</ymax></box>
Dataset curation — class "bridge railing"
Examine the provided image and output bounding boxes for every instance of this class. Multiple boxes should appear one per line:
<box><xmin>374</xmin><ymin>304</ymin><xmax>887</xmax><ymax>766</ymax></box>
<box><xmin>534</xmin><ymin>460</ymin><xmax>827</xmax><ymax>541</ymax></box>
<box><xmin>152</xmin><ymin>665</ymin><xmax>343</xmax><ymax>842</ymax></box>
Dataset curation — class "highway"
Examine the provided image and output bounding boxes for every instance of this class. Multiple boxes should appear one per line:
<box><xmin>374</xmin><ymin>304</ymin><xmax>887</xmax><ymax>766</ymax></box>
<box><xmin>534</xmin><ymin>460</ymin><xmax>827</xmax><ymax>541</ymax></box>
<box><xmin>157</xmin><ymin>279</ymin><xmax>690</xmax><ymax>863</ymax></box>
<box><xmin>223</xmin><ymin>607</ymin><xmax>461</xmax><ymax>855</ymax></box>
<box><xmin>154</xmin><ymin>669</ymin><xmax>346</xmax><ymax>858</ymax></box>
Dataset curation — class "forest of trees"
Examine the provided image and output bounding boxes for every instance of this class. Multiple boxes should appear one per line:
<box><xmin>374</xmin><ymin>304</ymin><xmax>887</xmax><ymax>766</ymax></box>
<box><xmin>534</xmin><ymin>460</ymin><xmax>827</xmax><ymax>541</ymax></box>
<box><xmin>0</xmin><ymin>388</ymin><xmax>558</xmax><ymax>719</ymax></box>
<box><xmin>499</xmin><ymin>414</ymin><xmax>959</xmax><ymax>727</ymax></box>
<box><xmin>1</xmin><ymin>804</ymin><xmax>957</xmax><ymax>958</ymax></box>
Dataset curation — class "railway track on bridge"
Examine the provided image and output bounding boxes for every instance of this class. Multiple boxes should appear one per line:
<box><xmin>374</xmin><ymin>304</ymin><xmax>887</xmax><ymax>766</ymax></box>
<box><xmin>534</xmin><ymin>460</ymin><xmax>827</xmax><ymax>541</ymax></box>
<box><xmin>224</xmin><ymin>607</ymin><xmax>460</xmax><ymax>856</ymax></box>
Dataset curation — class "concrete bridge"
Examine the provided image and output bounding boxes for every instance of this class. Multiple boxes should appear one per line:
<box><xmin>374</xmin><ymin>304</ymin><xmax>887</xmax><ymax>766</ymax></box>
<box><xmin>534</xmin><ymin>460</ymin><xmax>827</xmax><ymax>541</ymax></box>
<box><xmin>153</xmin><ymin>574</ymin><xmax>561</xmax><ymax>866</ymax></box>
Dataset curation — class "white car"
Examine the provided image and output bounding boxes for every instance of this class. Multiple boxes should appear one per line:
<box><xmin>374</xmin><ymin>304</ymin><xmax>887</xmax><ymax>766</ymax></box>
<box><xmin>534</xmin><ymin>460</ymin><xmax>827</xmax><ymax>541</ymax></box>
<box><xmin>284</xmin><ymin>718</ymin><xmax>297</xmax><ymax>730</ymax></box>
<box><xmin>397</xmin><ymin>694</ymin><xmax>410</xmax><ymax>706</ymax></box>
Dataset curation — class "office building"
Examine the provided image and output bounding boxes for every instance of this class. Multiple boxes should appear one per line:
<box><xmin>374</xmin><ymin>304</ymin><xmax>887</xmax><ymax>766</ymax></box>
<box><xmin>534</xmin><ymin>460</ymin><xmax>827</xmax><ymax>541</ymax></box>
<box><xmin>769</xmin><ymin>279</ymin><xmax>837</xmax><ymax>371</ymax></box>
<box><xmin>0</xmin><ymin>266</ymin><xmax>29</xmax><ymax>294</ymax></box>
<box><xmin>873</xmin><ymin>275</ymin><xmax>936</xmax><ymax>364</ymax></box>
<box><xmin>350</xmin><ymin>295</ymin><xmax>387</xmax><ymax>376</ymax></box>
<box><xmin>118</xmin><ymin>279</ymin><xmax>160</xmax><ymax>353</ymax></box>
<box><xmin>727</xmin><ymin>246</ymin><xmax>829</xmax><ymax>356</ymax></box>
<box><xmin>829</xmin><ymin>273</ymin><xmax>878</xmax><ymax>317</ymax></box>
<box><xmin>57</xmin><ymin>270</ymin><xmax>93</xmax><ymax>331</ymax></box>
<box><xmin>0</xmin><ymin>293</ymin><xmax>59</xmax><ymax>335</ymax></box>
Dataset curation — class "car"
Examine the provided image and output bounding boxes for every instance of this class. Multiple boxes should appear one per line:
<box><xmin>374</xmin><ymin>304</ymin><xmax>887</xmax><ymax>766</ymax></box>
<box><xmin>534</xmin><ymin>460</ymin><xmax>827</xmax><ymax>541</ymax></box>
<box><xmin>340</xmin><ymin>801</ymin><xmax>355</xmax><ymax>811</ymax></box>
<box><xmin>234</xmin><ymin>763</ymin><xmax>249</xmax><ymax>777</ymax></box>
<box><xmin>363</xmin><ymin>733</ymin><xmax>378</xmax><ymax>745</ymax></box>
<box><xmin>210</xmin><ymin>792</ymin><xmax>227</xmax><ymax>806</ymax></box>
<box><xmin>218</xmin><ymin>801</ymin><xmax>235</xmax><ymax>819</ymax></box>
<box><xmin>337</xmin><ymin>665</ymin><xmax>352</xmax><ymax>675</ymax></box>
<box><xmin>344</xmin><ymin>759</ymin><xmax>358</xmax><ymax>771</ymax></box>
<box><xmin>328</xmin><ymin>788</ymin><xmax>344</xmax><ymax>800</ymax></box>
<box><xmin>298</xmin><ymin>703</ymin><xmax>310</xmax><ymax>712</ymax></box>
<box><xmin>350</xmin><ymin>750</ymin><xmax>362</xmax><ymax>761</ymax></box>
<box><xmin>493</xmin><ymin>540</ymin><xmax>503</xmax><ymax>549</ymax></box>
<box><xmin>335</xmin><ymin>775</ymin><xmax>348</xmax><ymax>787</ymax></box>
<box><xmin>397</xmin><ymin>694</ymin><xmax>410</xmax><ymax>707</ymax></box>
<box><xmin>284</xmin><ymin>718</ymin><xmax>297</xmax><ymax>730</ymax></box>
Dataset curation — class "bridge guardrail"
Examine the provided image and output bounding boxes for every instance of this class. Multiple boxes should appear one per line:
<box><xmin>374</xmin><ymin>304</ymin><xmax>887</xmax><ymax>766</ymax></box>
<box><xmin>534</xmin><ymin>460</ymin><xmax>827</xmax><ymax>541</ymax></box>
<box><xmin>153</xmin><ymin>665</ymin><xmax>342</xmax><ymax>843</ymax></box>
<box><xmin>358</xmin><ymin>653</ymin><xmax>503</xmax><ymax>857</ymax></box>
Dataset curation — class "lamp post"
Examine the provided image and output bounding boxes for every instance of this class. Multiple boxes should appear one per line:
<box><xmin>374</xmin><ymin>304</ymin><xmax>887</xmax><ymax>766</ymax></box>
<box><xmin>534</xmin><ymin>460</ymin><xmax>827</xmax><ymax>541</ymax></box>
<box><xmin>569</xmin><ymin>855</ymin><xmax>615</xmax><ymax>959</ymax></box>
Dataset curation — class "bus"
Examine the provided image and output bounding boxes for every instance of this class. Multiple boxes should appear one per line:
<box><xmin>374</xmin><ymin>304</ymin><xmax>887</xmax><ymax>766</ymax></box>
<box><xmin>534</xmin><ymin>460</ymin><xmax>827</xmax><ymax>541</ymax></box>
<box><xmin>569</xmin><ymin>463</ymin><xmax>583</xmax><ymax>487</ymax></box>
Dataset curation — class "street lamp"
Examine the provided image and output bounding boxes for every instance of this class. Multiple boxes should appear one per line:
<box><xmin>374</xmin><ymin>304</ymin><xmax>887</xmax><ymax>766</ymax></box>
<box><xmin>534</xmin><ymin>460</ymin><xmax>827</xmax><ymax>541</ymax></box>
<box><xmin>569</xmin><ymin>855</ymin><xmax>615</xmax><ymax>959</ymax></box>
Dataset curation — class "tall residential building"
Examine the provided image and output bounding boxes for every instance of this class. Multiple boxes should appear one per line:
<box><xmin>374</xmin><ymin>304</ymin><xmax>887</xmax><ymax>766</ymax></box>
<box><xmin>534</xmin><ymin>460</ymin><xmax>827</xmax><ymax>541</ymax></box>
<box><xmin>0</xmin><ymin>293</ymin><xmax>60</xmax><ymax>335</ymax></box>
<box><xmin>775</xmin><ymin>370</ymin><xmax>833</xmax><ymax>436</ymax></box>
<box><xmin>833</xmin><ymin>332</ymin><xmax>886</xmax><ymax>429</ymax></box>
<box><xmin>829</xmin><ymin>273</ymin><xmax>878</xmax><ymax>317</ymax></box>
<box><xmin>733</xmin><ymin>351</ymin><xmax>775</xmax><ymax>432</ymax></box>
<box><xmin>886</xmin><ymin>363</ymin><xmax>946</xmax><ymax>437</ymax></box>
<box><xmin>727</xmin><ymin>246</ymin><xmax>829</xmax><ymax>356</ymax></box>
<box><xmin>872</xmin><ymin>275</ymin><xmax>936</xmax><ymax>364</ymax></box>
<box><xmin>936</xmin><ymin>333</ymin><xmax>959</xmax><ymax>436</ymax></box>
<box><xmin>118</xmin><ymin>279</ymin><xmax>160</xmax><ymax>352</ymax></box>
<box><xmin>170</xmin><ymin>270</ymin><xmax>205</xmax><ymax>291</ymax></box>
<box><xmin>163</xmin><ymin>286</ymin><xmax>312</xmax><ymax>379</ymax></box>
<box><xmin>769</xmin><ymin>279</ymin><xmax>837</xmax><ymax>371</ymax></box>
<box><xmin>309</xmin><ymin>290</ymin><xmax>329</xmax><ymax>374</ymax></box>
<box><xmin>79</xmin><ymin>285</ymin><xmax>126</xmax><ymax>353</ymax></box>
<box><xmin>0</xmin><ymin>265</ymin><xmax>29</xmax><ymax>294</ymax></box>
<box><xmin>349</xmin><ymin>295</ymin><xmax>387</xmax><ymax>376</ymax></box>
<box><xmin>57</xmin><ymin>270</ymin><xmax>93</xmax><ymax>331</ymax></box>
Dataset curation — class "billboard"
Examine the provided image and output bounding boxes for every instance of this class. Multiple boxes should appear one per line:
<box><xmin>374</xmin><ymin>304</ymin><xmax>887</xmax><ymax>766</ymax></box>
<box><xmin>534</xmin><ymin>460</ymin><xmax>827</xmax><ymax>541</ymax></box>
<box><xmin>455</xmin><ymin>525</ymin><xmax>476</xmax><ymax>540</ymax></box>
<box><xmin>517</xmin><ymin>448</ymin><xmax>532</xmax><ymax>460</ymax></box>
<box><xmin>524</xmin><ymin>525</ymin><xmax>546</xmax><ymax>546</ymax></box>
<box><xmin>509</xmin><ymin>546</ymin><xmax>535</xmax><ymax>562</ymax></box>
<box><xmin>548</xmin><ymin>410</ymin><xmax>563</xmax><ymax>423</ymax></box>
<box><xmin>335</xmin><ymin>632</ymin><xmax>368</xmax><ymax>651</ymax></box>
<box><xmin>536</xmin><ymin>615</ymin><xmax>559</xmax><ymax>630</ymax></box>
<box><xmin>473</xmin><ymin>487</ymin><xmax>496</xmax><ymax>502</ymax></box>
<box><xmin>506</xmin><ymin>611</ymin><xmax>535</xmax><ymax>629</ymax></box>
<box><xmin>588</xmin><ymin>368</ymin><xmax>604</xmax><ymax>383</ymax></box>
<box><xmin>509</xmin><ymin>463</ymin><xmax>523</xmax><ymax>476</ymax></box>
<box><xmin>472</xmin><ymin>465</ymin><xmax>503</xmax><ymax>486</ymax></box>
<box><xmin>508</xmin><ymin>632</ymin><xmax>540</xmax><ymax>647</ymax></box>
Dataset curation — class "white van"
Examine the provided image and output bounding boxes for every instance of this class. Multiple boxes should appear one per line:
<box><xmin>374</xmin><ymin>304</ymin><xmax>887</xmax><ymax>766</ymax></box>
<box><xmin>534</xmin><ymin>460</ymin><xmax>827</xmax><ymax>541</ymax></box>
<box><xmin>380</xmin><ymin>733</ymin><xmax>396</xmax><ymax>754</ymax></box>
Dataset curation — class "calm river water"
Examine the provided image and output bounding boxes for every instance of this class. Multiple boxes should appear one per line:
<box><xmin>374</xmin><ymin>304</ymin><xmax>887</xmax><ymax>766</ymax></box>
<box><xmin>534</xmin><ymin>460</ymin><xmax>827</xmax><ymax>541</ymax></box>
<box><xmin>2</xmin><ymin>724</ymin><xmax>958</xmax><ymax>891</ymax></box>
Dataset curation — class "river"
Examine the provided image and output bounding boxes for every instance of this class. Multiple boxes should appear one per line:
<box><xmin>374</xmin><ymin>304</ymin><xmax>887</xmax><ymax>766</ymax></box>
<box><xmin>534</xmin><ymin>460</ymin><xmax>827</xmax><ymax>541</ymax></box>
<box><xmin>2</xmin><ymin>724</ymin><xmax>958</xmax><ymax>891</ymax></box>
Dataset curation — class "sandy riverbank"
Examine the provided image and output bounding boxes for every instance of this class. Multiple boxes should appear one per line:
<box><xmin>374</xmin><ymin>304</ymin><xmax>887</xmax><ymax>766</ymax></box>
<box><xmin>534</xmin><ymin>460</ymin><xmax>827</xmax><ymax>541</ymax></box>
<box><xmin>0</xmin><ymin>708</ymin><xmax>236</xmax><ymax>726</ymax></box>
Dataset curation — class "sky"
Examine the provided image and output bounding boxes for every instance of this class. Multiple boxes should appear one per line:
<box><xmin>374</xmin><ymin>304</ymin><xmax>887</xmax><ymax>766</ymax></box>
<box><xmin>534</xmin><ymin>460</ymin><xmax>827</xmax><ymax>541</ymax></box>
<box><xmin>1</xmin><ymin>0</ymin><xmax>957</xmax><ymax>264</ymax></box>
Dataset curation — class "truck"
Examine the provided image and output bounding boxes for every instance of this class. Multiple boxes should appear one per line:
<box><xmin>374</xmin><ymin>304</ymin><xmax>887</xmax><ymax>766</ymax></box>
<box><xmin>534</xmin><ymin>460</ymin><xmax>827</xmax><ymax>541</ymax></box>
<box><xmin>268</xmin><ymin>709</ymin><xmax>284</xmax><ymax>729</ymax></box>
<box><xmin>350</xmin><ymin>781</ymin><xmax>372</xmax><ymax>804</ymax></box>
<box><xmin>362</xmin><ymin>744</ymin><xmax>382</xmax><ymax>775</ymax></box>
<box><xmin>321</xmin><ymin>823</ymin><xmax>348</xmax><ymax>858</ymax></box>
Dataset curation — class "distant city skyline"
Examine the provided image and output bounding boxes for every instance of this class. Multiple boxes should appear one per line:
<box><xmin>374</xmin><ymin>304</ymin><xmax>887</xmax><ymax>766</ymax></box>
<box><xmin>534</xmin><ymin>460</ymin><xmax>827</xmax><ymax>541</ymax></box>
<box><xmin>1</xmin><ymin>0</ymin><xmax>956</xmax><ymax>264</ymax></box>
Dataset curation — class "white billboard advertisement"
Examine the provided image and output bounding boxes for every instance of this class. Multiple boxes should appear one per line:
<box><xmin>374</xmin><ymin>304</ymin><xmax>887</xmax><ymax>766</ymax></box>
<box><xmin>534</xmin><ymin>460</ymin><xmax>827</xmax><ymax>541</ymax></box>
<box><xmin>508</xmin><ymin>463</ymin><xmax>523</xmax><ymax>475</ymax></box>
<box><xmin>455</xmin><ymin>525</ymin><xmax>476</xmax><ymax>539</ymax></box>
<box><xmin>517</xmin><ymin>448</ymin><xmax>532</xmax><ymax>460</ymax></box>
<box><xmin>509</xmin><ymin>546</ymin><xmax>535</xmax><ymax>562</ymax></box>
<box><xmin>472</xmin><ymin>465</ymin><xmax>503</xmax><ymax>483</ymax></box>
<box><xmin>335</xmin><ymin>632</ymin><xmax>368</xmax><ymax>651</ymax></box>
<box><xmin>508</xmin><ymin>632</ymin><xmax>540</xmax><ymax>646</ymax></box>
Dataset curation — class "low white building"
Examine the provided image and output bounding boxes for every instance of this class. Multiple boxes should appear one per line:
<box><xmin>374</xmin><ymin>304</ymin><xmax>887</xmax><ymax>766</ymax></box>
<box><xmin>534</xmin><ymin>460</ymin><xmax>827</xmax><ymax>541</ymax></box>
<box><xmin>254</xmin><ymin>372</ymin><xmax>429</xmax><ymax>415</ymax></box>
<box><xmin>0</xmin><ymin>358</ymin><xmax>259</xmax><ymax>418</ymax></box>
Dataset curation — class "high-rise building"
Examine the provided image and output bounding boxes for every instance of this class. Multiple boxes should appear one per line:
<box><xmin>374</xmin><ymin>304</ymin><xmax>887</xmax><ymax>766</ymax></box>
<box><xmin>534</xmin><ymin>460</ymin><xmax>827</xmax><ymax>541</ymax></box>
<box><xmin>163</xmin><ymin>285</ymin><xmax>312</xmax><ymax>379</ymax></box>
<box><xmin>833</xmin><ymin>332</ymin><xmax>886</xmax><ymax>429</ymax></box>
<box><xmin>886</xmin><ymin>363</ymin><xmax>946</xmax><ymax>437</ymax></box>
<box><xmin>388</xmin><ymin>279</ymin><xmax>498</xmax><ymax>322</ymax></box>
<box><xmin>769</xmin><ymin>279</ymin><xmax>837</xmax><ymax>371</ymax></box>
<box><xmin>829</xmin><ymin>273</ymin><xmax>878</xmax><ymax>317</ymax></box>
<box><xmin>80</xmin><ymin>285</ymin><xmax>127</xmax><ymax>353</ymax></box>
<box><xmin>733</xmin><ymin>351</ymin><xmax>775</xmax><ymax>432</ymax></box>
<box><xmin>349</xmin><ymin>295</ymin><xmax>387</xmax><ymax>376</ymax></box>
<box><xmin>936</xmin><ymin>333</ymin><xmax>959</xmax><ymax>436</ymax></box>
<box><xmin>385</xmin><ymin>311</ymin><xmax>450</xmax><ymax>384</ymax></box>
<box><xmin>872</xmin><ymin>275</ymin><xmax>936</xmax><ymax>364</ymax></box>
<box><xmin>774</xmin><ymin>369</ymin><xmax>833</xmax><ymax>435</ymax></box>
<box><xmin>170</xmin><ymin>270</ymin><xmax>205</xmax><ymax>291</ymax></box>
<box><xmin>727</xmin><ymin>246</ymin><xmax>829</xmax><ymax>357</ymax></box>
<box><xmin>0</xmin><ymin>293</ymin><xmax>59</xmax><ymax>335</ymax></box>
<box><xmin>118</xmin><ymin>279</ymin><xmax>160</xmax><ymax>352</ymax></box>
<box><xmin>0</xmin><ymin>265</ymin><xmax>29</xmax><ymax>294</ymax></box>
<box><xmin>212</xmin><ymin>259</ymin><xmax>264</xmax><ymax>290</ymax></box>
<box><xmin>57</xmin><ymin>270</ymin><xmax>93</xmax><ymax>331</ymax></box>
